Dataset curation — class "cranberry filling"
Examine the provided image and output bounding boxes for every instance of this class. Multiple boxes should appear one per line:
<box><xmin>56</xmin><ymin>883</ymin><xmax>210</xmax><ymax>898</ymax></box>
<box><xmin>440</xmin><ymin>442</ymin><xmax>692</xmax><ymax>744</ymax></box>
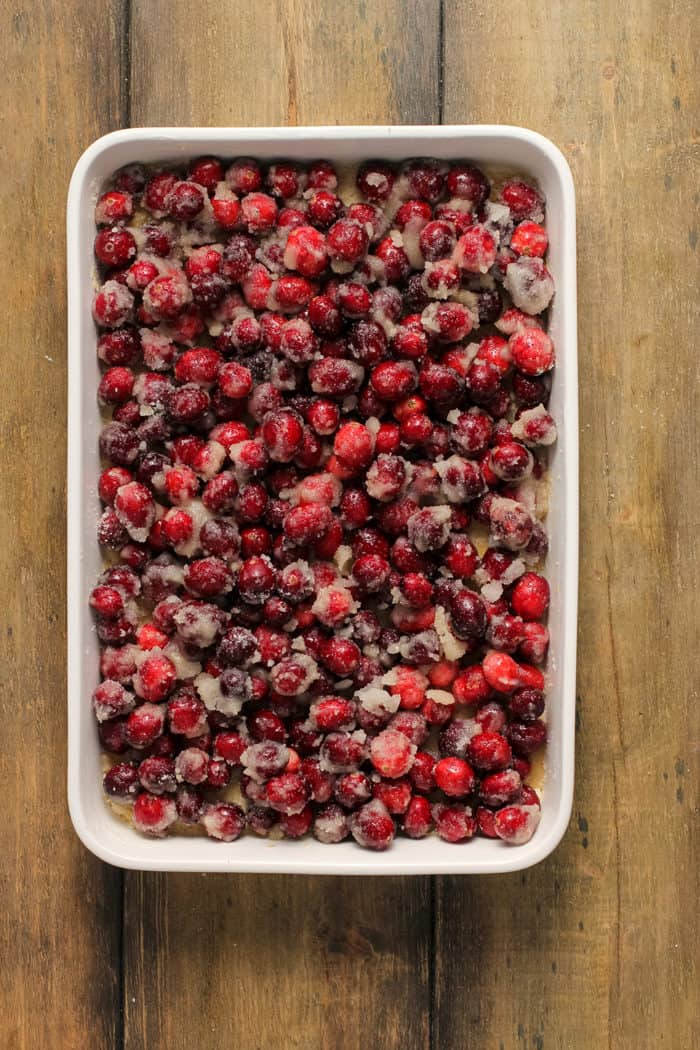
<box><xmin>91</xmin><ymin>155</ymin><xmax>555</xmax><ymax>850</ymax></box>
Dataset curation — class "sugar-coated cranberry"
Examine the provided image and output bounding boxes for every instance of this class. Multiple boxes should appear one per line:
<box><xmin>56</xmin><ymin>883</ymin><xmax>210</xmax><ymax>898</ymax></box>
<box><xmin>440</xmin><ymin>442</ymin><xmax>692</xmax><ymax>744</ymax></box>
<box><xmin>494</xmin><ymin>803</ymin><xmax>541</xmax><ymax>844</ymax></box>
<box><xmin>511</xmin><ymin>572</ymin><xmax>550</xmax><ymax>620</ymax></box>
<box><xmin>279</xmin><ymin>806</ymin><xmax>314</xmax><ymax>839</ymax></box>
<box><xmin>313</xmin><ymin>804</ymin><xmax>350</xmax><ymax>843</ymax></box>
<box><xmin>350</xmin><ymin>799</ymin><xmax>395</xmax><ymax>850</ymax></box>
<box><xmin>500</xmin><ymin>179</ymin><xmax>544</xmax><ymax>220</ymax></box>
<box><xmin>202</xmin><ymin>802</ymin><xmax>246</xmax><ymax>841</ymax></box>
<box><xmin>435</xmin><ymin>756</ymin><xmax>477</xmax><ymax>797</ymax></box>
<box><xmin>133</xmin><ymin>792</ymin><xmax>177</xmax><ymax>836</ymax></box>
<box><xmin>403</xmin><ymin>795</ymin><xmax>433</xmax><ymax>838</ymax></box>
<box><xmin>505</xmin><ymin>719</ymin><xmax>547</xmax><ymax>755</ymax></box>
<box><xmin>103</xmin><ymin>762</ymin><xmax>140</xmax><ymax>802</ymax></box>
<box><xmin>433</xmin><ymin>802</ymin><xmax>476</xmax><ymax>843</ymax></box>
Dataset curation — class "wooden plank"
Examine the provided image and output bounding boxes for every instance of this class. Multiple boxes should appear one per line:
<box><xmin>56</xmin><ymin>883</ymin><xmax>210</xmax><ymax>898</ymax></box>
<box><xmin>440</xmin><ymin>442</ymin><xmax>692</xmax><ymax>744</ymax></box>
<box><xmin>0</xmin><ymin>3</ymin><xmax>126</xmax><ymax>1048</ymax></box>
<box><xmin>125</xmin><ymin>3</ymin><xmax>440</xmax><ymax>1049</ymax></box>
<box><xmin>438</xmin><ymin>3</ymin><xmax>700</xmax><ymax>1048</ymax></box>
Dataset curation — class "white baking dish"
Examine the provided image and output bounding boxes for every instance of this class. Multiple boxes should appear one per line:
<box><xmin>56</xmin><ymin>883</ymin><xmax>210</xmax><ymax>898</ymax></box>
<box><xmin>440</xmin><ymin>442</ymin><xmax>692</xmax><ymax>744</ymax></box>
<box><xmin>67</xmin><ymin>125</ymin><xmax>577</xmax><ymax>873</ymax></box>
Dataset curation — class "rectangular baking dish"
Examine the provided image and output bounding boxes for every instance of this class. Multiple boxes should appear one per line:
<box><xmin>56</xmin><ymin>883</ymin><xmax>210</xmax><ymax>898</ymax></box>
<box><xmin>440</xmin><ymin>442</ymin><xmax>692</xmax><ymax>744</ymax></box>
<box><xmin>67</xmin><ymin>125</ymin><xmax>577</xmax><ymax>873</ymax></box>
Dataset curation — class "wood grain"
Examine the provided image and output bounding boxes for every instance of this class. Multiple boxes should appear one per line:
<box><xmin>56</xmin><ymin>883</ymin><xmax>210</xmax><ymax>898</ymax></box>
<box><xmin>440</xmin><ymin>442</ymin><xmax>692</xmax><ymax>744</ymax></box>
<box><xmin>0</xmin><ymin>3</ymin><xmax>126</xmax><ymax>1049</ymax></box>
<box><xmin>125</xmin><ymin>4</ymin><xmax>440</xmax><ymax>1049</ymax></box>
<box><xmin>437</xmin><ymin>3</ymin><xmax>700</xmax><ymax>1048</ymax></box>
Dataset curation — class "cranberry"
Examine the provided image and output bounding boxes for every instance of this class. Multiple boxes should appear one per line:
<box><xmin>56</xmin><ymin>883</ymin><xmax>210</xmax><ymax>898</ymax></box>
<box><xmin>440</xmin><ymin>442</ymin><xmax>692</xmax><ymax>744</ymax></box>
<box><xmin>168</xmin><ymin>692</ymin><xmax>208</xmax><ymax>738</ymax></box>
<box><xmin>133</xmin><ymin>792</ymin><xmax>177</xmax><ymax>836</ymax></box>
<box><xmin>500</xmin><ymin>179</ymin><xmax>544</xmax><ymax>220</ymax></box>
<box><xmin>505</xmin><ymin>719</ymin><xmax>547</xmax><ymax>755</ymax></box>
<box><xmin>356</xmin><ymin>161</ymin><xmax>395</xmax><ymax>203</ymax></box>
<box><xmin>99</xmin><ymin>718</ymin><xmax>129</xmax><ymax>754</ymax></box>
<box><xmin>403</xmin><ymin>795</ymin><xmax>433</xmax><ymax>838</ymax></box>
<box><xmin>125</xmin><ymin>703</ymin><xmax>166</xmax><ymax>749</ymax></box>
<box><xmin>95</xmin><ymin>228</ymin><xmax>136</xmax><ymax>268</ymax></box>
<box><xmin>446</xmin><ymin>164</ymin><xmax>490</xmax><ymax>204</ymax></box>
<box><xmin>332</xmin><ymin>771</ymin><xmax>370</xmax><ymax>810</ymax></box>
<box><xmin>433</xmin><ymin>802</ymin><xmax>476</xmax><ymax>843</ymax></box>
<box><xmin>494</xmin><ymin>803</ymin><xmax>541</xmax><ymax>844</ymax></box>
<box><xmin>202</xmin><ymin>801</ymin><xmax>246</xmax><ymax>841</ymax></box>
<box><xmin>519</xmin><ymin>622</ymin><xmax>550</xmax><ymax>664</ymax></box>
<box><xmin>313</xmin><ymin>804</ymin><xmax>349</xmax><ymax>843</ymax></box>
<box><xmin>103</xmin><ymin>762</ymin><xmax>139</xmax><ymax>802</ymax></box>
<box><xmin>284</xmin><ymin>225</ymin><xmax>328</xmax><ymax>277</ymax></box>
<box><xmin>238</xmin><ymin>555</ymin><xmax>276</xmax><ymax>604</ymax></box>
<box><xmin>319</xmin><ymin>637</ymin><xmax>361</xmax><ymax>677</ymax></box>
<box><xmin>350</xmin><ymin>799</ymin><xmax>395</xmax><ymax>851</ymax></box>
<box><xmin>138</xmin><ymin>755</ymin><xmax>176</xmax><ymax>795</ymax></box>
<box><xmin>327</xmin><ymin>218</ymin><xmax>369</xmax><ymax>265</ymax></box>
<box><xmin>173</xmin><ymin>786</ymin><xmax>203</xmax><ymax>825</ymax></box>
<box><xmin>513</xmin><ymin>371</ymin><xmax>550</xmax><ymax>406</ymax></box>
<box><xmin>474</xmin><ymin>701</ymin><xmax>507</xmax><ymax>734</ymax></box>
<box><xmin>96</xmin><ymin>189</ymin><xmax>134</xmax><ymax>224</ymax></box>
<box><xmin>509</xmin><ymin>328</ymin><xmax>554</xmax><ymax>375</ymax></box>
<box><xmin>511</xmin><ymin>572</ymin><xmax>550</xmax><ymax>620</ymax></box>
<box><xmin>279</xmin><ymin>806</ymin><xmax>314</xmax><ymax>839</ymax></box>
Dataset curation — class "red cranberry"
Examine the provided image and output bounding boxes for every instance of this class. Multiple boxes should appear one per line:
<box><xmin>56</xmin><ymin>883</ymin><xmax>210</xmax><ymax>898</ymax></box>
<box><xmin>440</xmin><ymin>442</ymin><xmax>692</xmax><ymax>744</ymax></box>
<box><xmin>133</xmin><ymin>792</ymin><xmax>177</xmax><ymax>836</ymax></box>
<box><xmin>95</xmin><ymin>228</ymin><xmax>136</xmax><ymax>268</ymax></box>
<box><xmin>511</xmin><ymin>572</ymin><xmax>550</xmax><ymax>620</ymax></box>
<box><xmin>433</xmin><ymin>802</ymin><xmax>476</xmax><ymax>843</ymax></box>
<box><xmin>138</xmin><ymin>755</ymin><xmax>176</xmax><ymax>794</ymax></box>
<box><xmin>494</xmin><ymin>803</ymin><xmax>541</xmax><ymax>844</ymax></box>
<box><xmin>403</xmin><ymin>795</ymin><xmax>433</xmax><ymax>837</ymax></box>
<box><xmin>103</xmin><ymin>761</ymin><xmax>139</xmax><ymax>803</ymax></box>
<box><xmin>350</xmin><ymin>799</ymin><xmax>395</xmax><ymax>850</ymax></box>
<box><xmin>357</xmin><ymin>162</ymin><xmax>395</xmax><ymax>203</ymax></box>
<box><xmin>313</xmin><ymin>804</ymin><xmax>350</xmax><ymax>843</ymax></box>
<box><xmin>279</xmin><ymin>806</ymin><xmax>313</xmax><ymax>839</ymax></box>
<box><xmin>238</xmin><ymin>555</ymin><xmax>276</xmax><ymax>604</ymax></box>
<box><xmin>505</xmin><ymin>719</ymin><xmax>547</xmax><ymax>755</ymax></box>
<box><xmin>202</xmin><ymin>801</ymin><xmax>246</xmax><ymax>841</ymax></box>
<box><xmin>334</xmin><ymin>771</ymin><xmax>372</xmax><ymax>810</ymax></box>
<box><xmin>327</xmin><ymin>218</ymin><xmax>369</xmax><ymax>265</ymax></box>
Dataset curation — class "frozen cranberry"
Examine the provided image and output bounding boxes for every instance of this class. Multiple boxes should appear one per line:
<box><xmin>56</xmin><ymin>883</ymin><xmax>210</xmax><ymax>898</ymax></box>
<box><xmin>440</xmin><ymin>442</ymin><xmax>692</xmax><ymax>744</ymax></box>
<box><xmin>369</xmin><ymin>729</ymin><xmax>415</xmax><ymax>779</ymax></box>
<box><xmin>330</xmin><ymin>771</ymin><xmax>369</xmax><ymax>810</ymax></box>
<box><xmin>508</xmin><ymin>687</ymin><xmax>545</xmax><ymax>723</ymax></box>
<box><xmin>327</xmin><ymin>218</ymin><xmax>369</xmax><ymax>265</ymax></box>
<box><xmin>331</xmin><ymin>421</ymin><xmax>373</xmax><ymax>469</ymax></box>
<box><xmin>125</xmin><ymin>703</ymin><xmax>166</xmax><ymax>749</ymax></box>
<box><xmin>519</xmin><ymin>622</ymin><xmax>549</xmax><ymax>664</ymax></box>
<box><xmin>494</xmin><ymin>803</ymin><xmax>541</xmax><ymax>844</ymax></box>
<box><xmin>171</xmin><ymin>786</ymin><xmax>203</xmax><ymax>825</ymax></box>
<box><xmin>500</xmin><ymin>179</ymin><xmax>544</xmax><ymax>220</ymax></box>
<box><xmin>224</xmin><ymin>157</ymin><xmax>261</xmax><ymax>195</ymax></box>
<box><xmin>95</xmin><ymin>188</ymin><xmax>134</xmax><ymax>224</ymax></box>
<box><xmin>92</xmin><ymin>680</ymin><xmax>135</xmax><ymax>722</ymax></box>
<box><xmin>466</xmin><ymin>731</ymin><xmax>512</xmax><ymax>772</ymax></box>
<box><xmin>511</xmin><ymin>573</ymin><xmax>550</xmax><ymax>621</ymax></box>
<box><xmin>279</xmin><ymin>806</ymin><xmax>313</xmax><ymax>839</ymax></box>
<box><xmin>435</xmin><ymin>755</ymin><xmax>477</xmax><ymax>797</ymax></box>
<box><xmin>89</xmin><ymin>585</ymin><xmax>124</xmax><ymax>620</ymax></box>
<box><xmin>133</xmin><ymin>792</ymin><xmax>177</xmax><ymax>836</ymax></box>
<box><xmin>506</xmin><ymin>719</ymin><xmax>547</xmax><ymax>755</ymax></box>
<box><xmin>356</xmin><ymin>161</ymin><xmax>395</xmax><ymax>203</ymax></box>
<box><xmin>433</xmin><ymin>802</ymin><xmax>476</xmax><ymax>843</ymax></box>
<box><xmin>473</xmin><ymin>701</ymin><xmax>506</xmax><ymax>734</ymax></box>
<box><xmin>168</xmin><ymin>692</ymin><xmax>208</xmax><ymax>738</ymax></box>
<box><xmin>404</xmin><ymin>751</ymin><xmax>435</xmax><ymax>796</ymax></box>
<box><xmin>446</xmin><ymin>164</ymin><xmax>490</xmax><ymax>204</ymax></box>
<box><xmin>97</xmin><ymin>327</ymin><xmax>140</xmax><ymax>367</ymax></box>
<box><xmin>241</xmin><ymin>805</ymin><xmax>274</xmax><ymax>838</ymax></box>
<box><xmin>476</xmin><ymin>805</ymin><xmax>499</xmax><ymax>837</ymax></box>
<box><xmin>350</xmin><ymin>799</ymin><xmax>395</xmax><ymax>851</ymax></box>
<box><xmin>237</xmin><ymin>555</ymin><xmax>275</xmax><ymax>604</ymax></box>
<box><xmin>92</xmin><ymin>280</ymin><xmax>134</xmax><ymax>328</ymax></box>
<box><xmin>94</xmin><ymin>227</ymin><xmax>136</xmax><ymax>268</ymax></box>
<box><xmin>509</xmin><ymin>327</ymin><xmax>555</xmax><ymax>376</ymax></box>
<box><xmin>400</xmin><ymin>795</ymin><xmax>431</xmax><ymax>838</ymax></box>
<box><xmin>316</xmin><ymin>637</ymin><xmax>359</xmax><ymax>678</ymax></box>
<box><xmin>513</xmin><ymin>371</ymin><xmax>550</xmax><ymax>407</ymax></box>
<box><xmin>489</xmin><ymin>497</ymin><xmax>534</xmax><ymax>551</ymax></box>
<box><xmin>436</xmin><ymin>718</ymin><xmax>476</xmax><ymax>761</ymax></box>
<box><xmin>184</xmin><ymin>557</ymin><xmax>233</xmax><ymax>598</ymax></box>
<box><xmin>103</xmin><ymin>762</ymin><xmax>139</xmax><ymax>802</ymax></box>
<box><xmin>99</xmin><ymin>718</ymin><xmax>129</xmax><ymax>754</ymax></box>
<box><xmin>262</xmin><ymin>772</ymin><xmax>308</xmax><ymax>815</ymax></box>
<box><xmin>201</xmin><ymin>802</ymin><xmax>246</xmax><ymax>842</ymax></box>
<box><xmin>138</xmin><ymin>755</ymin><xmax>176</xmax><ymax>795</ymax></box>
<box><xmin>281</xmin><ymin>224</ymin><xmax>327</xmax><ymax>277</ymax></box>
<box><xmin>313</xmin><ymin>804</ymin><xmax>349</xmax><ymax>844</ymax></box>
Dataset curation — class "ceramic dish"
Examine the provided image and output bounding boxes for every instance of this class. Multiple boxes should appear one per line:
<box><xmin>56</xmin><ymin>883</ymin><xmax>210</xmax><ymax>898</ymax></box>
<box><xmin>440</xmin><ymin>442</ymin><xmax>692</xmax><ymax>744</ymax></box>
<box><xmin>67</xmin><ymin>125</ymin><xmax>577</xmax><ymax>873</ymax></box>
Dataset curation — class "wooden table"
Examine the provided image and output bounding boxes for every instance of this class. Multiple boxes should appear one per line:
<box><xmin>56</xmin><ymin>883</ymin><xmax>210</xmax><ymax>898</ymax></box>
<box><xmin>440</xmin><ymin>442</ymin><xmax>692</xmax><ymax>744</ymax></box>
<box><xmin>2</xmin><ymin>2</ymin><xmax>697</xmax><ymax>1046</ymax></box>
